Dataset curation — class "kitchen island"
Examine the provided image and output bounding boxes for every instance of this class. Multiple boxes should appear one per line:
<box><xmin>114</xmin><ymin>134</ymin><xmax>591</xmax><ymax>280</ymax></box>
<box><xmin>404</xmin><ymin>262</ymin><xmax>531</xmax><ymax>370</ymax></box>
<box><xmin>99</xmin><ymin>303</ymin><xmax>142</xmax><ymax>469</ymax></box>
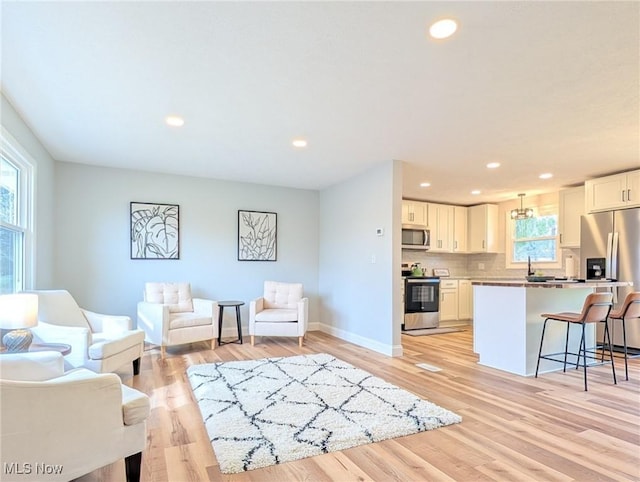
<box><xmin>472</xmin><ymin>280</ymin><xmax>633</xmax><ymax>376</ymax></box>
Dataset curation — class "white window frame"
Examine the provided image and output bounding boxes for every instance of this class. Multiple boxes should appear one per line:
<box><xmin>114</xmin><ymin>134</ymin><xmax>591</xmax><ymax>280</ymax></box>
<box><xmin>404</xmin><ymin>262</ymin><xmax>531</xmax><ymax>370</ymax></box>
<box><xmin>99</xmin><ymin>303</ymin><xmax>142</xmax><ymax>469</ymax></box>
<box><xmin>505</xmin><ymin>202</ymin><xmax>561</xmax><ymax>271</ymax></box>
<box><xmin>1</xmin><ymin>126</ymin><xmax>36</xmax><ymax>293</ymax></box>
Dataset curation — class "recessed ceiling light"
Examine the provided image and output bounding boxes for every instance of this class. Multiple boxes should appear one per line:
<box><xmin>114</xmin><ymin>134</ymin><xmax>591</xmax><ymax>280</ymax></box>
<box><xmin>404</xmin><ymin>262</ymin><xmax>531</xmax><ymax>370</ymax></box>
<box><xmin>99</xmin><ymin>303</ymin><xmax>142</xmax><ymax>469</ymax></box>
<box><xmin>165</xmin><ymin>115</ymin><xmax>184</xmax><ymax>127</ymax></box>
<box><xmin>420</xmin><ymin>182</ymin><xmax>431</xmax><ymax>187</ymax></box>
<box><xmin>539</xmin><ymin>173</ymin><xmax>553</xmax><ymax>179</ymax></box>
<box><xmin>471</xmin><ymin>190</ymin><xmax>481</xmax><ymax>195</ymax></box>
<box><xmin>429</xmin><ymin>19</ymin><xmax>458</xmax><ymax>39</ymax></box>
<box><xmin>486</xmin><ymin>162</ymin><xmax>501</xmax><ymax>169</ymax></box>
<box><xmin>292</xmin><ymin>139</ymin><xmax>307</xmax><ymax>148</ymax></box>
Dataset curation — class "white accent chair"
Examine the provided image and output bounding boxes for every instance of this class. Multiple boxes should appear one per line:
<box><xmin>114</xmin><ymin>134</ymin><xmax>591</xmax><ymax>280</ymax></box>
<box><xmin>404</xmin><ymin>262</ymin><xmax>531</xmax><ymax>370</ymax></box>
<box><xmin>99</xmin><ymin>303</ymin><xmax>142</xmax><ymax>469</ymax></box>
<box><xmin>0</xmin><ymin>351</ymin><xmax>149</xmax><ymax>481</ymax></box>
<box><xmin>30</xmin><ymin>290</ymin><xmax>145</xmax><ymax>375</ymax></box>
<box><xmin>137</xmin><ymin>282</ymin><xmax>217</xmax><ymax>358</ymax></box>
<box><xmin>249</xmin><ymin>281</ymin><xmax>308</xmax><ymax>347</ymax></box>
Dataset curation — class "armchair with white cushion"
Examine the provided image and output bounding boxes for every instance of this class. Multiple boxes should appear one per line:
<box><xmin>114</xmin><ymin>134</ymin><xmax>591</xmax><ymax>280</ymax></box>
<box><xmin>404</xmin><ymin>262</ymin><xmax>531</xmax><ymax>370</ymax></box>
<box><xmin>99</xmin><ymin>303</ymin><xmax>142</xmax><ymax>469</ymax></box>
<box><xmin>0</xmin><ymin>351</ymin><xmax>149</xmax><ymax>481</ymax></box>
<box><xmin>249</xmin><ymin>281</ymin><xmax>308</xmax><ymax>347</ymax></box>
<box><xmin>29</xmin><ymin>290</ymin><xmax>145</xmax><ymax>375</ymax></box>
<box><xmin>137</xmin><ymin>282</ymin><xmax>217</xmax><ymax>358</ymax></box>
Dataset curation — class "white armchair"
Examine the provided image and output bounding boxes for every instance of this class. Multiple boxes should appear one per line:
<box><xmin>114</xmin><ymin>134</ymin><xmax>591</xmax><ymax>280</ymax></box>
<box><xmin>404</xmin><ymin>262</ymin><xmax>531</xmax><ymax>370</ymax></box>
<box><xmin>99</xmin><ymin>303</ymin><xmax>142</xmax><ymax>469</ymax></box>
<box><xmin>137</xmin><ymin>282</ymin><xmax>217</xmax><ymax>358</ymax></box>
<box><xmin>0</xmin><ymin>351</ymin><xmax>150</xmax><ymax>481</ymax></box>
<box><xmin>29</xmin><ymin>290</ymin><xmax>145</xmax><ymax>375</ymax></box>
<box><xmin>249</xmin><ymin>281</ymin><xmax>308</xmax><ymax>347</ymax></box>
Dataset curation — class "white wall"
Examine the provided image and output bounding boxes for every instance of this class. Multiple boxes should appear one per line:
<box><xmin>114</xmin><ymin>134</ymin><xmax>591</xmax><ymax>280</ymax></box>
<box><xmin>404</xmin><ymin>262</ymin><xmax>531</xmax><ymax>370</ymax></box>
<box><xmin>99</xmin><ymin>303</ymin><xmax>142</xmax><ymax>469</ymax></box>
<box><xmin>1</xmin><ymin>93</ymin><xmax>56</xmax><ymax>288</ymax></box>
<box><xmin>54</xmin><ymin>162</ymin><xmax>319</xmax><ymax>329</ymax></box>
<box><xmin>318</xmin><ymin>160</ymin><xmax>402</xmax><ymax>356</ymax></box>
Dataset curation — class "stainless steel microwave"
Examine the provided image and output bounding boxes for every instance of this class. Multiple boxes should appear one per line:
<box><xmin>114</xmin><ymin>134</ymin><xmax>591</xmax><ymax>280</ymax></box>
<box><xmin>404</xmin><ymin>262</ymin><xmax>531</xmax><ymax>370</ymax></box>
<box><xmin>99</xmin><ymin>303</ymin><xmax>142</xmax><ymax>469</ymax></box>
<box><xmin>402</xmin><ymin>227</ymin><xmax>430</xmax><ymax>250</ymax></box>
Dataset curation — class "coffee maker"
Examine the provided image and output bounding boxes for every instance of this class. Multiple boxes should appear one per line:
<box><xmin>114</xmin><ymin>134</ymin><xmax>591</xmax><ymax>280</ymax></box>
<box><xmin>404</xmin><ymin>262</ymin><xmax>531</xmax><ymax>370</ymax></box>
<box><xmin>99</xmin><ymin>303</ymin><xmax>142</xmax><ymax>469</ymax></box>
<box><xmin>586</xmin><ymin>257</ymin><xmax>606</xmax><ymax>280</ymax></box>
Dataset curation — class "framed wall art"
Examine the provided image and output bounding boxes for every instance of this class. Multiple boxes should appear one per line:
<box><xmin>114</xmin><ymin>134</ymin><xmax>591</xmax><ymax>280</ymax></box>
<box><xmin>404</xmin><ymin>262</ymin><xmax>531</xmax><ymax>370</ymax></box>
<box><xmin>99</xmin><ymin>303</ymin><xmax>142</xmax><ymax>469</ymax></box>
<box><xmin>130</xmin><ymin>202</ymin><xmax>180</xmax><ymax>259</ymax></box>
<box><xmin>238</xmin><ymin>210</ymin><xmax>277</xmax><ymax>261</ymax></box>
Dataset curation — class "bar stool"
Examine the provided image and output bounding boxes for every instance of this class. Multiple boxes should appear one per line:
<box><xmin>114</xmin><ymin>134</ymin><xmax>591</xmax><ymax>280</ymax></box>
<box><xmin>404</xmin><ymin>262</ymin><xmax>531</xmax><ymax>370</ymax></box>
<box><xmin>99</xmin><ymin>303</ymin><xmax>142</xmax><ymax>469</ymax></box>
<box><xmin>608</xmin><ymin>292</ymin><xmax>640</xmax><ymax>381</ymax></box>
<box><xmin>535</xmin><ymin>292</ymin><xmax>614</xmax><ymax>391</ymax></box>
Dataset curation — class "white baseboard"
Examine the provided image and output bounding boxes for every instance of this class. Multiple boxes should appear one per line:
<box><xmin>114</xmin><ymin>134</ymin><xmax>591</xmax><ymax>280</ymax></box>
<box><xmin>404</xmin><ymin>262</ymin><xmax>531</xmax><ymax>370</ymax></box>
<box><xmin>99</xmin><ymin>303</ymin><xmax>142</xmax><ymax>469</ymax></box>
<box><xmin>221</xmin><ymin>322</ymin><xmax>403</xmax><ymax>358</ymax></box>
<box><xmin>316</xmin><ymin>322</ymin><xmax>403</xmax><ymax>357</ymax></box>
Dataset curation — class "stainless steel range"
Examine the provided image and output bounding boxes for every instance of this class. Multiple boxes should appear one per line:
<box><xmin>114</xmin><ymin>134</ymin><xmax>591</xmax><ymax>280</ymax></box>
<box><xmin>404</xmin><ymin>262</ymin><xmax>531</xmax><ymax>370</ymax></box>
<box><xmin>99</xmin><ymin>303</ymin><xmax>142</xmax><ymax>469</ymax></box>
<box><xmin>403</xmin><ymin>277</ymin><xmax>440</xmax><ymax>330</ymax></box>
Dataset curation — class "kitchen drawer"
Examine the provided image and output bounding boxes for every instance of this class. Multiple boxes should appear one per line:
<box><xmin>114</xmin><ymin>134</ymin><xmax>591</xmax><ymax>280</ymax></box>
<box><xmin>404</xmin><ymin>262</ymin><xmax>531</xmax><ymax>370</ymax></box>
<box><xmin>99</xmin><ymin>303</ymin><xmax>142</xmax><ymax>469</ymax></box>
<box><xmin>440</xmin><ymin>279</ymin><xmax>458</xmax><ymax>289</ymax></box>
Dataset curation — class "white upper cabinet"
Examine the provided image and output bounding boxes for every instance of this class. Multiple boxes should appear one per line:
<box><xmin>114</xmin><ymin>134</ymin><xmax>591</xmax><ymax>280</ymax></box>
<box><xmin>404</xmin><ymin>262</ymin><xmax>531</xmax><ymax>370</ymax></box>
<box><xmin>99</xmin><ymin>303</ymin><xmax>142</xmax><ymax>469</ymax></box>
<box><xmin>428</xmin><ymin>203</ymin><xmax>454</xmax><ymax>252</ymax></box>
<box><xmin>402</xmin><ymin>200</ymin><xmax>428</xmax><ymax>226</ymax></box>
<box><xmin>585</xmin><ymin>169</ymin><xmax>640</xmax><ymax>212</ymax></box>
<box><xmin>468</xmin><ymin>204</ymin><xmax>499</xmax><ymax>253</ymax></box>
<box><xmin>453</xmin><ymin>206</ymin><xmax>468</xmax><ymax>253</ymax></box>
<box><xmin>559</xmin><ymin>185</ymin><xmax>585</xmax><ymax>248</ymax></box>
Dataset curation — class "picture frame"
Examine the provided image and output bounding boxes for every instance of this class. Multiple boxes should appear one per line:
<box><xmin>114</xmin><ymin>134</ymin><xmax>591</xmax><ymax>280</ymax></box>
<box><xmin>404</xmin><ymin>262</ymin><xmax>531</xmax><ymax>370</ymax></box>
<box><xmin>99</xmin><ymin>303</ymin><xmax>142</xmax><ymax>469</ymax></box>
<box><xmin>238</xmin><ymin>210</ymin><xmax>277</xmax><ymax>261</ymax></box>
<box><xmin>130</xmin><ymin>202</ymin><xmax>180</xmax><ymax>259</ymax></box>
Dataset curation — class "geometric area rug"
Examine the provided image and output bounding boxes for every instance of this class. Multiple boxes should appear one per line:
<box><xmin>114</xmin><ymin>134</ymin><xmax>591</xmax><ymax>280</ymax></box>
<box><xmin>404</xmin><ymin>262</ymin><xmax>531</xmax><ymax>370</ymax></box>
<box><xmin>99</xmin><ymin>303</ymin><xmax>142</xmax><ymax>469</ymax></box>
<box><xmin>187</xmin><ymin>353</ymin><xmax>462</xmax><ymax>473</ymax></box>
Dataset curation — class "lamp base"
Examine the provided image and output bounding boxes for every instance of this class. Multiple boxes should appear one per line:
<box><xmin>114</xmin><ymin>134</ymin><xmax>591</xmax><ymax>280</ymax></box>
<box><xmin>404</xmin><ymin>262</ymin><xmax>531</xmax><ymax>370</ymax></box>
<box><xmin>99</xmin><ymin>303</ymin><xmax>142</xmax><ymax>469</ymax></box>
<box><xmin>2</xmin><ymin>329</ymin><xmax>34</xmax><ymax>352</ymax></box>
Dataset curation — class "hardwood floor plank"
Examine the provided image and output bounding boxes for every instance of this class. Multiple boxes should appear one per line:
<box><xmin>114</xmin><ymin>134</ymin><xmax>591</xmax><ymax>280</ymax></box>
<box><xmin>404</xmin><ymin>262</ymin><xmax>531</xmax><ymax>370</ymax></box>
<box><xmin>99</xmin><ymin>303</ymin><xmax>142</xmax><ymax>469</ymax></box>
<box><xmin>79</xmin><ymin>329</ymin><xmax>639</xmax><ymax>481</ymax></box>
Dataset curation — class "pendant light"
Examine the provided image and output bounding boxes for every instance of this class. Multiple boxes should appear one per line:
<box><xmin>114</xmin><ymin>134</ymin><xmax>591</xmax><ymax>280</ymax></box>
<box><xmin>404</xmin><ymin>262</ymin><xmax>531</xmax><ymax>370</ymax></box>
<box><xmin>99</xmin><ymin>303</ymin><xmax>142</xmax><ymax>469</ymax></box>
<box><xmin>510</xmin><ymin>193</ymin><xmax>534</xmax><ymax>220</ymax></box>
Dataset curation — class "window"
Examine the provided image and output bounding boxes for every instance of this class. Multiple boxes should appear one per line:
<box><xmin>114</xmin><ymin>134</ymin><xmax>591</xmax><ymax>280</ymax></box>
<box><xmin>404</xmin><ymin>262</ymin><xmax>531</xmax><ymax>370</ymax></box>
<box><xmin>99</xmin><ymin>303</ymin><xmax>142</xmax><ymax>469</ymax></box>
<box><xmin>506</xmin><ymin>204</ymin><xmax>561</xmax><ymax>270</ymax></box>
<box><xmin>0</xmin><ymin>128</ymin><xmax>34</xmax><ymax>294</ymax></box>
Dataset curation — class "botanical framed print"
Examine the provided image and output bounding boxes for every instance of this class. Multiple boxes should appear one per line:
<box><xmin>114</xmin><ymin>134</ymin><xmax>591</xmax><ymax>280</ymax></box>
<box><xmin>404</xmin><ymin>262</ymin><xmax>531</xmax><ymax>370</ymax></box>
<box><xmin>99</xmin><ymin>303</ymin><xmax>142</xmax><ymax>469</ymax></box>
<box><xmin>238</xmin><ymin>210</ymin><xmax>277</xmax><ymax>261</ymax></box>
<box><xmin>130</xmin><ymin>202</ymin><xmax>179</xmax><ymax>259</ymax></box>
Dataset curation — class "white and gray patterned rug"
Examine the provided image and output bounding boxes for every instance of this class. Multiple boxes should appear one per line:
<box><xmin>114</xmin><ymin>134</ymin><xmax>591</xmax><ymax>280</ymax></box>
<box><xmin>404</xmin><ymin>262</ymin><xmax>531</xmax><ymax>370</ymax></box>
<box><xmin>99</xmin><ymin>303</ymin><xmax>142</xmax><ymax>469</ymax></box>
<box><xmin>187</xmin><ymin>353</ymin><xmax>462</xmax><ymax>474</ymax></box>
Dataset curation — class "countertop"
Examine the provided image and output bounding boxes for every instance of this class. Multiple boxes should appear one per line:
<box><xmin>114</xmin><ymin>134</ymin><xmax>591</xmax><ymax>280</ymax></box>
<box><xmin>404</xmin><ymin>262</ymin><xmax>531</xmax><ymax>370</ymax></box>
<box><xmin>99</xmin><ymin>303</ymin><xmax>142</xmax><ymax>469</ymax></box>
<box><xmin>471</xmin><ymin>280</ymin><xmax>633</xmax><ymax>288</ymax></box>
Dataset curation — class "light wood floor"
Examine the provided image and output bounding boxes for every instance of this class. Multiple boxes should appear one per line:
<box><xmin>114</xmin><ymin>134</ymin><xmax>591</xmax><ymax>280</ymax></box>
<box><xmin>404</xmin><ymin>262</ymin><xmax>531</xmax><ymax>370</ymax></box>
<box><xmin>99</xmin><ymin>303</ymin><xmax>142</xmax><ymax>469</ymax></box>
<box><xmin>79</xmin><ymin>328</ymin><xmax>640</xmax><ymax>481</ymax></box>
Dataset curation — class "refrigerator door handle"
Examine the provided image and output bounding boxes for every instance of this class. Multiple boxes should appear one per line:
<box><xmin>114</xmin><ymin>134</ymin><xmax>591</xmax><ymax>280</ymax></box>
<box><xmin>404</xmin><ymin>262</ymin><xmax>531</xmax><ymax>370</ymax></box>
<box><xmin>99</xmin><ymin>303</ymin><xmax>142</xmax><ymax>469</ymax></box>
<box><xmin>611</xmin><ymin>232</ymin><xmax>619</xmax><ymax>280</ymax></box>
<box><xmin>605</xmin><ymin>232</ymin><xmax>613</xmax><ymax>279</ymax></box>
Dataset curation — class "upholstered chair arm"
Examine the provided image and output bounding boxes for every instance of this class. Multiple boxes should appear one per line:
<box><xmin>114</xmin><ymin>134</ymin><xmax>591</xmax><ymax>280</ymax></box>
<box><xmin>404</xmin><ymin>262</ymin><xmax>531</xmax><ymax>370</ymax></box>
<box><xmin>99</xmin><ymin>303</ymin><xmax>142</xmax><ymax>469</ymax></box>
<box><xmin>0</xmin><ymin>351</ymin><xmax>65</xmax><ymax>381</ymax></box>
<box><xmin>192</xmin><ymin>298</ymin><xmax>217</xmax><ymax>321</ymax></box>
<box><xmin>31</xmin><ymin>321</ymin><xmax>91</xmax><ymax>369</ymax></box>
<box><xmin>137</xmin><ymin>301</ymin><xmax>170</xmax><ymax>346</ymax></box>
<box><xmin>82</xmin><ymin>309</ymin><xmax>133</xmax><ymax>333</ymax></box>
<box><xmin>297</xmin><ymin>297</ymin><xmax>309</xmax><ymax>335</ymax></box>
<box><xmin>0</xmin><ymin>369</ymin><xmax>144</xmax><ymax>481</ymax></box>
<box><xmin>249</xmin><ymin>297</ymin><xmax>265</xmax><ymax>335</ymax></box>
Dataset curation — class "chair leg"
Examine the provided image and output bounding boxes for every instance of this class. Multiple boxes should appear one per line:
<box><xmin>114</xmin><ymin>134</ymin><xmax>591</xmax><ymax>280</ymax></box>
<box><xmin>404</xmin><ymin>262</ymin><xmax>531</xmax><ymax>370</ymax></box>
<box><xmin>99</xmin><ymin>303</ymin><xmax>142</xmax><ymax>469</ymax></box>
<box><xmin>535</xmin><ymin>318</ymin><xmax>549</xmax><ymax>378</ymax></box>
<box><xmin>124</xmin><ymin>452</ymin><xmax>142</xmax><ymax>482</ymax></box>
<box><xmin>563</xmin><ymin>322</ymin><xmax>570</xmax><ymax>372</ymax></box>
<box><xmin>576</xmin><ymin>335</ymin><xmax>584</xmax><ymax>370</ymax></box>
<box><xmin>211</xmin><ymin>338</ymin><xmax>216</xmax><ymax>350</ymax></box>
<box><xmin>132</xmin><ymin>357</ymin><xmax>141</xmax><ymax>376</ymax></box>
<box><xmin>581</xmin><ymin>323</ymin><xmax>588</xmax><ymax>391</ymax></box>
<box><xmin>603</xmin><ymin>318</ymin><xmax>617</xmax><ymax>385</ymax></box>
<box><xmin>622</xmin><ymin>318</ymin><xmax>629</xmax><ymax>381</ymax></box>
<box><xmin>298</xmin><ymin>336</ymin><xmax>303</xmax><ymax>348</ymax></box>
<box><xmin>251</xmin><ymin>335</ymin><xmax>255</xmax><ymax>346</ymax></box>
<box><xmin>160</xmin><ymin>346</ymin><xmax>166</xmax><ymax>359</ymax></box>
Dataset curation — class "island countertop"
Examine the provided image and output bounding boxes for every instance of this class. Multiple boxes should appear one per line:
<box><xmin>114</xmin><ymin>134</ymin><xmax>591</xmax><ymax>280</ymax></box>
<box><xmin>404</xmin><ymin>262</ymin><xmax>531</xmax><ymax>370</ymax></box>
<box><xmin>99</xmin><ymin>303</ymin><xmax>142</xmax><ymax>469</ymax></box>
<box><xmin>471</xmin><ymin>280</ymin><xmax>633</xmax><ymax>288</ymax></box>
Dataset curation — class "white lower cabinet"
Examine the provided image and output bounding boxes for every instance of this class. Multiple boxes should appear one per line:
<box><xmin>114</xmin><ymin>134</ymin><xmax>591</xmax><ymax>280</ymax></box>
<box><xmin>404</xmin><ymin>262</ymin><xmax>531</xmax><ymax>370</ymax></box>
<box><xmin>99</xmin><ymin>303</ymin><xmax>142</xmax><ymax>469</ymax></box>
<box><xmin>439</xmin><ymin>279</ymin><xmax>473</xmax><ymax>322</ymax></box>
<box><xmin>458</xmin><ymin>280</ymin><xmax>472</xmax><ymax>320</ymax></box>
<box><xmin>439</xmin><ymin>279</ymin><xmax>459</xmax><ymax>321</ymax></box>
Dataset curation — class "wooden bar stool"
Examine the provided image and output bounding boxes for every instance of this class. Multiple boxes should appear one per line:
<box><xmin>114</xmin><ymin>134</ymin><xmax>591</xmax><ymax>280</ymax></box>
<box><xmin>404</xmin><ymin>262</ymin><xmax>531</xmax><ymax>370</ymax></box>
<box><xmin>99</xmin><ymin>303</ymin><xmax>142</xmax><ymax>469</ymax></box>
<box><xmin>535</xmin><ymin>292</ymin><xmax>614</xmax><ymax>391</ymax></box>
<box><xmin>608</xmin><ymin>292</ymin><xmax>640</xmax><ymax>381</ymax></box>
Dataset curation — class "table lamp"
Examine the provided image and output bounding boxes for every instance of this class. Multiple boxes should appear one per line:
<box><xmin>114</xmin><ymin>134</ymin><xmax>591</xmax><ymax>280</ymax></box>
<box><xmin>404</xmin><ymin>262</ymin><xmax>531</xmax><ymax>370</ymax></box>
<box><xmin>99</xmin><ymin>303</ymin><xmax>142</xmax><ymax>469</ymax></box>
<box><xmin>0</xmin><ymin>293</ymin><xmax>38</xmax><ymax>352</ymax></box>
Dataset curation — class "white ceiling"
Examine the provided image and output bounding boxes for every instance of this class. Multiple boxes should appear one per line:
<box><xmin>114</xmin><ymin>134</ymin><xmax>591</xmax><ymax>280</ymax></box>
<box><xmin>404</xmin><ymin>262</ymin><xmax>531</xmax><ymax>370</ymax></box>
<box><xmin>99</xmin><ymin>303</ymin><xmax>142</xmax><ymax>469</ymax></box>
<box><xmin>2</xmin><ymin>1</ymin><xmax>638</xmax><ymax>205</ymax></box>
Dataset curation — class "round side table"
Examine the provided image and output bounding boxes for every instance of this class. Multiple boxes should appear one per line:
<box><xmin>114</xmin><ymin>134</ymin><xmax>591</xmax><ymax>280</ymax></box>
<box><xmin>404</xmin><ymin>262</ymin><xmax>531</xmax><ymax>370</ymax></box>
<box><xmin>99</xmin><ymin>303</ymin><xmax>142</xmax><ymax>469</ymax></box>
<box><xmin>217</xmin><ymin>301</ymin><xmax>245</xmax><ymax>346</ymax></box>
<box><xmin>0</xmin><ymin>342</ymin><xmax>72</xmax><ymax>356</ymax></box>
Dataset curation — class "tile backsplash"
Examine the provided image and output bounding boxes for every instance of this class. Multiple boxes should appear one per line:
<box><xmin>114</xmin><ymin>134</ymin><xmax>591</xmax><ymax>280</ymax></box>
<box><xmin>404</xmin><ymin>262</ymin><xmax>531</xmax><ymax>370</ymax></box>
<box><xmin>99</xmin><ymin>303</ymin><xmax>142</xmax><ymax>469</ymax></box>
<box><xmin>403</xmin><ymin>249</ymin><xmax>582</xmax><ymax>279</ymax></box>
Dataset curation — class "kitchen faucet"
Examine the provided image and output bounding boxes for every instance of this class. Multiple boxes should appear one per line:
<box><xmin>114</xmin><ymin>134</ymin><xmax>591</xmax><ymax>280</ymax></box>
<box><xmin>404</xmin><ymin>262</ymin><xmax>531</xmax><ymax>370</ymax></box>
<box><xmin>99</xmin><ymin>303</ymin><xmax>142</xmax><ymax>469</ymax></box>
<box><xmin>527</xmin><ymin>256</ymin><xmax>535</xmax><ymax>276</ymax></box>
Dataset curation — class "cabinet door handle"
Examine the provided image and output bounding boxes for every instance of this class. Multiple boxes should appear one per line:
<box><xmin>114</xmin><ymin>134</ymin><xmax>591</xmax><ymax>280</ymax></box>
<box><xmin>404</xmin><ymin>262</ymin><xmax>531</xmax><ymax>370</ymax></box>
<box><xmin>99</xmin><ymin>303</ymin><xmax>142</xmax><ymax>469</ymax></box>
<box><xmin>628</xmin><ymin>189</ymin><xmax>631</xmax><ymax>202</ymax></box>
<box><xmin>560</xmin><ymin>233</ymin><xmax>563</xmax><ymax>243</ymax></box>
<box><xmin>622</xmin><ymin>190</ymin><xmax>626</xmax><ymax>202</ymax></box>
<box><xmin>454</xmin><ymin>241</ymin><xmax>458</xmax><ymax>249</ymax></box>
<box><xmin>482</xmin><ymin>240</ymin><xmax>486</xmax><ymax>249</ymax></box>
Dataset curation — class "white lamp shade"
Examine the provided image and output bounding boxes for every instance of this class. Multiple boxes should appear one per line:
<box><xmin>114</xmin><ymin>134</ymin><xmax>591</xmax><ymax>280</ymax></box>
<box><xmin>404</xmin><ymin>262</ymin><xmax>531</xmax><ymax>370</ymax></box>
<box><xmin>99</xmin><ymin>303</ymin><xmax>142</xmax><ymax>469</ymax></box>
<box><xmin>0</xmin><ymin>293</ymin><xmax>38</xmax><ymax>330</ymax></box>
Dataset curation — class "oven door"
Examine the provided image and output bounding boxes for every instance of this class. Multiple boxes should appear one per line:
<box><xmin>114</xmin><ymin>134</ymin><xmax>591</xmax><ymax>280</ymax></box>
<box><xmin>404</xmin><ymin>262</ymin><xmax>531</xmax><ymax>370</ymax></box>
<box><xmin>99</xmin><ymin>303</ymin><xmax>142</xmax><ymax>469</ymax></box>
<box><xmin>404</xmin><ymin>278</ymin><xmax>440</xmax><ymax>313</ymax></box>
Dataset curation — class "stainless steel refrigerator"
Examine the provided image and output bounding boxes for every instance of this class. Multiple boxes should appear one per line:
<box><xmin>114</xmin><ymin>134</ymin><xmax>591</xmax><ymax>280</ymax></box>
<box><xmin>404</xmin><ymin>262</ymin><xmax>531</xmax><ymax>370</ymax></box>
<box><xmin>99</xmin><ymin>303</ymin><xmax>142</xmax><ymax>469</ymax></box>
<box><xmin>580</xmin><ymin>208</ymin><xmax>640</xmax><ymax>349</ymax></box>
